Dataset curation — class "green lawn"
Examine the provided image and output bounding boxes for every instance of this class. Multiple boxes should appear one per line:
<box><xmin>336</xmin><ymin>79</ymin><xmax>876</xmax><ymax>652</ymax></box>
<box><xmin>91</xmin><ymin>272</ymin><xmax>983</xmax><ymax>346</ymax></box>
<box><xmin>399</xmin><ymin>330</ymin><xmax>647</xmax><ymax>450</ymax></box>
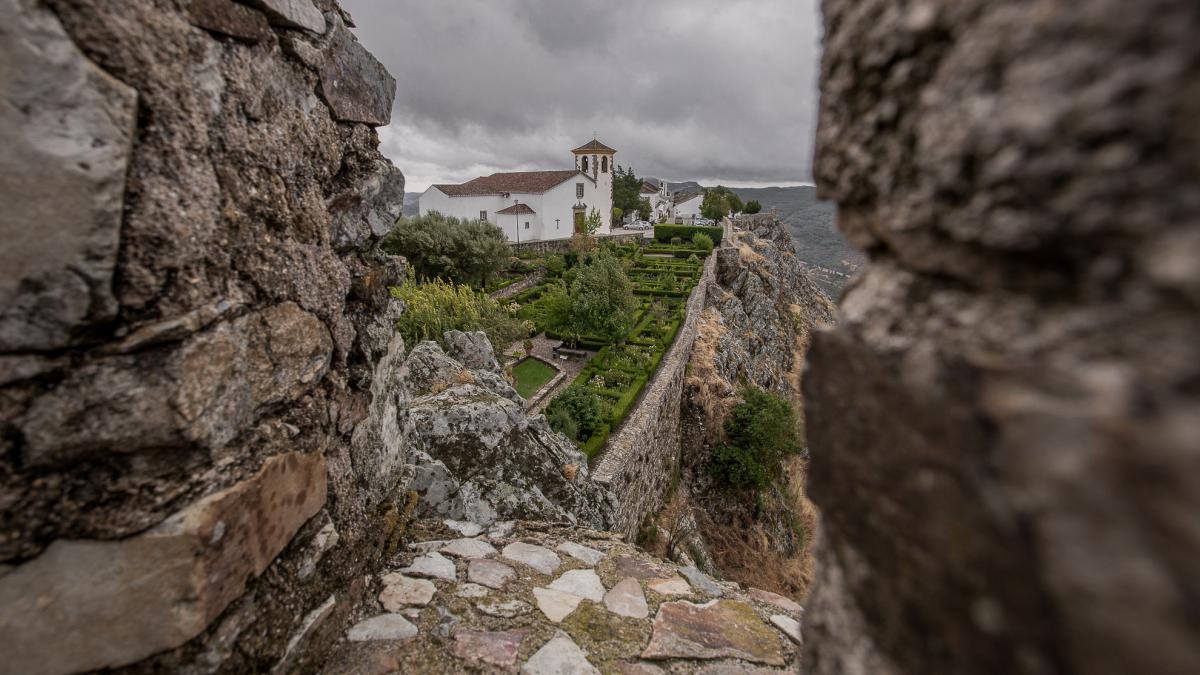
<box><xmin>513</xmin><ymin>357</ymin><xmax>557</xmax><ymax>399</ymax></box>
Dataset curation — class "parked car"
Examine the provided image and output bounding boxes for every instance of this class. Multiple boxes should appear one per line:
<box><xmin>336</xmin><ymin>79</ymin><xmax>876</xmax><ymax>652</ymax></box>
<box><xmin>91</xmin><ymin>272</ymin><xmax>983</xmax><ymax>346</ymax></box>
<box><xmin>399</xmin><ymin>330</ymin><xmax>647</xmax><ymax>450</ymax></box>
<box><xmin>627</xmin><ymin>220</ymin><xmax>652</xmax><ymax>230</ymax></box>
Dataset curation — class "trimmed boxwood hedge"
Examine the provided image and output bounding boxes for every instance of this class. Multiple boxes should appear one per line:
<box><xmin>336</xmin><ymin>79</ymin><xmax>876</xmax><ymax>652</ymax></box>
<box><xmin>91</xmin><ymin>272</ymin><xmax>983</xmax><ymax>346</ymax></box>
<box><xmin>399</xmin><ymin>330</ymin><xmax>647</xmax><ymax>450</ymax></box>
<box><xmin>654</xmin><ymin>225</ymin><xmax>723</xmax><ymax>245</ymax></box>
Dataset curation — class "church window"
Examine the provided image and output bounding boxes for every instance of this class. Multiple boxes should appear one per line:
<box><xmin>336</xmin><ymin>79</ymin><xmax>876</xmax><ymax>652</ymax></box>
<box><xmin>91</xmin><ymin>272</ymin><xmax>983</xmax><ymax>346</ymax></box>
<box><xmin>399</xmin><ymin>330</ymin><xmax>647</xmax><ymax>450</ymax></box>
<box><xmin>576</xmin><ymin>183</ymin><xmax>584</xmax><ymax>199</ymax></box>
<box><xmin>581</xmin><ymin>156</ymin><xmax>589</xmax><ymax>173</ymax></box>
<box><xmin>524</xmin><ymin>221</ymin><xmax>530</xmax><ymax>229</ymax></box>
<box><xmin>601</xmin><ymin>156</ymin><xmax>608</xmax><ymax>173</ymax></box>
<box><xmin>479</xmin><ymin>210</ymin><xmax>487</xmax><ymax>222</ymax></box>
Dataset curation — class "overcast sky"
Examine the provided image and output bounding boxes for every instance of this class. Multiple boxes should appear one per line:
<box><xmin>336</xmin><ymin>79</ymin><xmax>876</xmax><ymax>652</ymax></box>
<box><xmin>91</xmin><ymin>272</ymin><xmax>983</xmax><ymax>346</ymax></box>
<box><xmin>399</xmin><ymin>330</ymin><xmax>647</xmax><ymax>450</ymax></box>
<box><xmin>339</xmin><ymin>0</ymin><xmax>823</xmax><ymax>192</ymax></box>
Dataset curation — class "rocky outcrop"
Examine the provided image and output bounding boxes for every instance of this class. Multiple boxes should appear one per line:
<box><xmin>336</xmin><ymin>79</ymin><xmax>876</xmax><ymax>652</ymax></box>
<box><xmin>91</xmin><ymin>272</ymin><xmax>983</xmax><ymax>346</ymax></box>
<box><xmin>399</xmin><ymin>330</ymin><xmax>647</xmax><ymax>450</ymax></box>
<box><xmin>674</xmin><ymin>216</ymin><xmax>834</xmax><ymax>598</ymax></box>
<box><xmin>322</xmin><ymin>520</ymin><xmax>805</xmax><ymax>673</ymax></box>
<box><xmin>0</xmin><ymin>1</ymin><xmax>409</xmax><ymax>672</ymax></box>
<box><xmin>803</xmin><ymin>2</ymin><xmax>1200</xmax><ymax>675</ymax></box>
<box><xmin>401</xmin><ymin>331</ymin><xmax>615</xmax><ymax>529</ymax></box>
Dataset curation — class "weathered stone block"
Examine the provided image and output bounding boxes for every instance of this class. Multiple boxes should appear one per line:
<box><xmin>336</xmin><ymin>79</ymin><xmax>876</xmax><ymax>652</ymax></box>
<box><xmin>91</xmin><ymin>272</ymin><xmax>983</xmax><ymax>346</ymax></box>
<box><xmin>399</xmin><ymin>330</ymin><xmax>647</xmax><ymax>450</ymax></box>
<box><xmin>0</xmin><ymin>0</ymin><xmax>136</xmax><ymax>351</ymax></box>
<box><xmin>0</xmin><ymin>452</ymin><xmax>326</xmax><ymax>675</ymax></box>
<box><xmin>318</xmin><ymin>23</ymin><xmax>396</xmax><ymax>126</ymax></box>
<box><xmin>190</xmin><ymin>0</ymin><xmax>272</xmax><ymax>42</ymax></box>
<box><xmin>19</xmin><ymin>302</ymin><xmax>332</xmax><ymax>466</ymax></box>
<box><xmin>246</xmin><ymin>0</ymin><xmax>326</xmax><ymax>34</ymax></box>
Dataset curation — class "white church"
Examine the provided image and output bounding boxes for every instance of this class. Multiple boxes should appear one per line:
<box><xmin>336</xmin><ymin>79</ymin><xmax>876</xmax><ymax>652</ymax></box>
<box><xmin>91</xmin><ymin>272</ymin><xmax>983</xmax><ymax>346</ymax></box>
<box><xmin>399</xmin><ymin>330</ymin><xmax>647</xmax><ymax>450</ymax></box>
<box><xmin>419</xmin><ymin>139</ymin><xmax>617</xmax><ymax>243</ymax></box>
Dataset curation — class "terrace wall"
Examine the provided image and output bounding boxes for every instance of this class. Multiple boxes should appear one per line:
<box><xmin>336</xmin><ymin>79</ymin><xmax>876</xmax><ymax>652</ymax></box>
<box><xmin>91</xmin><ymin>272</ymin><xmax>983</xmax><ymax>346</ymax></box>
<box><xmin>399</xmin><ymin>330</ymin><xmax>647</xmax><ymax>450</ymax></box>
<box><xmin>592</xmin><ymin>251</ymin><xmax>718</xmax><ymax>537</ymax></box>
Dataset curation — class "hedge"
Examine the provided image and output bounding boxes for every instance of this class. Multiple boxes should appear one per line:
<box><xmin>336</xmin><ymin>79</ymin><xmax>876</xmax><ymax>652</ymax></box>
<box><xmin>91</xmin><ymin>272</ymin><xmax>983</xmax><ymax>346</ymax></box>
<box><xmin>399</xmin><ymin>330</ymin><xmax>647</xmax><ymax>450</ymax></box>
<box><xmin>654</xmin><ymin>225</ymin><xmax>723</xmax><ymax>245</ymax></box>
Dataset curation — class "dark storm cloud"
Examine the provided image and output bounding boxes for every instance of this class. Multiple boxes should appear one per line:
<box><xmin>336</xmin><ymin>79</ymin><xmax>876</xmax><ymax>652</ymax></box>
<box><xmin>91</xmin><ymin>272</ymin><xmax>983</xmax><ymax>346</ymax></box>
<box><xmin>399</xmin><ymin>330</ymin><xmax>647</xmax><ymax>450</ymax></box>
<box><xmin>338</xmin><ymin>0</ymin><xmax>822</xmax><ymax>190</ymax></box>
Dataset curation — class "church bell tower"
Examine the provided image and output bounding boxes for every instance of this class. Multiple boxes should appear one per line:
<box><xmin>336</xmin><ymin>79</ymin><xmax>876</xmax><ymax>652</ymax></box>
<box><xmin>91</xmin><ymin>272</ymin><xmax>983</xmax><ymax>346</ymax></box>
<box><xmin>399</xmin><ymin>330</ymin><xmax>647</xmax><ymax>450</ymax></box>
<box><xmin>571</xmin><ymin>138</ymin><xmax>616</xmax><ymax>230</ymax></box>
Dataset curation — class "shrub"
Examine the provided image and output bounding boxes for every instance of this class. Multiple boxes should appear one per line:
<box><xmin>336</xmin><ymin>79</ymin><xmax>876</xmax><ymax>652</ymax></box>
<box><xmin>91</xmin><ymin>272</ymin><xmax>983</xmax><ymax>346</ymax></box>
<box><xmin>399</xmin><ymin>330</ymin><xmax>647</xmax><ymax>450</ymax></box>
<box><xmin>383</xmin><ymin>212</ymin><xmax>509</xmax><ymax>288</ymax></box>
<box><xmin>545</xmin><ymin>254</ymin><xmax>566</xmax><ymax>277</ymax></box>
<box><xmin>391</xmin><ymin>273</ymin><xmax>529</xmax><ymax>359</ymax></box>
<box><xmin>670</xmin><ymin>237</ymin><xmax>683</xmax><ymax>245</ymax></box>
<box><xmin>653</xmin><ymin>225</ymin><xmax>724</xmax><ymax>246</ymax></box>
<box><xmin>692</xmin><ymin>233</ymin><xmax>714</xmax><ymax>253</ymax></box>
<box><xmin>546</xmin><ymin>384</ymin><xmax>606</xmax><ymax>441</ymax></box>
<box><xmin>710</xmin><ymin>388</ymin><xmax>801</xmax><ymax>490</ymax></box>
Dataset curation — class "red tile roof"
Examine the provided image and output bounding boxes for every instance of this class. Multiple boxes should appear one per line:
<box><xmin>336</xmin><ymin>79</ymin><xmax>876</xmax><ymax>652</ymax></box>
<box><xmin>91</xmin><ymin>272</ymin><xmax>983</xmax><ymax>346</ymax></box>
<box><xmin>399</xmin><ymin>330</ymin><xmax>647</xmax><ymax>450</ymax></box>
<box><xmin>572</xmin><ymin>139</ymin><xmax>616</xmax><ymax>154</ymax></box>
<box><xmin>432</xmin><ymin>170</ymin><xmax>585</xmax><ymax>197</ymax></box>
<box><xmin>496</xmin><ymin>203</ymin><xmax>536</xmax><ymax>215</ymax></box>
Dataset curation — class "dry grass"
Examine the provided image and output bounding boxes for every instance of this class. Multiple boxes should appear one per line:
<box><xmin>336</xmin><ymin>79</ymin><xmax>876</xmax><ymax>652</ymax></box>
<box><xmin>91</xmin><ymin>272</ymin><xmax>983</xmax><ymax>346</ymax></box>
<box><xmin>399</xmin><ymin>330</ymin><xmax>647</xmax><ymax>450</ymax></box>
<box><xmin>686</xmin><ymin>308</ymin><xmax>739</xmax><ymax>446</ymax></box>
<box><xmin>695</xmin><ymin>456</ymin><xmax>817</xmax><ymax>601</ymax></box>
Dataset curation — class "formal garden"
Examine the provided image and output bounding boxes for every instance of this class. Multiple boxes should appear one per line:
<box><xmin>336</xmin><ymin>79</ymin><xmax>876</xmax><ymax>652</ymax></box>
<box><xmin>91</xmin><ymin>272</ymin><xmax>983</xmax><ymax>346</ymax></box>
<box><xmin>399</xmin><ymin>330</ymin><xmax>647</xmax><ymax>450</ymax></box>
<box><xmin>385</xmin><ymin>211</ymin><xmax>724</xmax><ymax>460</ymax></box>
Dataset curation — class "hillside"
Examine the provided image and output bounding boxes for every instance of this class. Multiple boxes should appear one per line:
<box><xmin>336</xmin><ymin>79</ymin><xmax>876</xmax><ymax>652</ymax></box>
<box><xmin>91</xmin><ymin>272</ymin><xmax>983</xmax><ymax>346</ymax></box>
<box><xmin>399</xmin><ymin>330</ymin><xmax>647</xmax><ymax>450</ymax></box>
<box><xmin>666</xmin><ymin>183</ymin><xmax>862</xmax><ymax>297</ymax></box>
<box><xmin>403</xmin><ymin>191</ymin><xmax>421</xmax><ymax>217</ymax></box>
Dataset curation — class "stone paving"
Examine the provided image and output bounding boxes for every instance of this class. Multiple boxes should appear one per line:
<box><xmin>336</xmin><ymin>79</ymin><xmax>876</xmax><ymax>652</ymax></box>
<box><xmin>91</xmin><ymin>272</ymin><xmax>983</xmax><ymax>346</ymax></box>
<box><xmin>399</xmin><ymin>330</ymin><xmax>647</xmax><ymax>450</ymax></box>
<box><xmin>323</xmin><ymin>520</ymin><xmax>803</xmax><ymax>673</ymax></box>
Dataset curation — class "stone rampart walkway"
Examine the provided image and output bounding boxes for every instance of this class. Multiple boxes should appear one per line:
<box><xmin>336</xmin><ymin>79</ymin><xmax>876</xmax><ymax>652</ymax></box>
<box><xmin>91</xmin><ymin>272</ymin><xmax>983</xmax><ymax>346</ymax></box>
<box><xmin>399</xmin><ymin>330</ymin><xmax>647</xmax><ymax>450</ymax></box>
<box><xmin>323</xmin><ymin>520</ymin><xmax>803</xmax><ymax>673</ymax></box>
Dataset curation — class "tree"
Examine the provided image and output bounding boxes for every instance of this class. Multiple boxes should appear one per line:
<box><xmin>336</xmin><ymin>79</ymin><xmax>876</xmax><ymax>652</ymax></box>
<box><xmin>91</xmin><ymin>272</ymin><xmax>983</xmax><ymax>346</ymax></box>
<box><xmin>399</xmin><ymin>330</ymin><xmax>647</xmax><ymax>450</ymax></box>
<box><xmin>637</xmin><ymin>197</ymin><xmax>652</xmax><ymax>222</ymax></box>
<box><xmin>700</xmin><ymin>190</ymin><xmax>730</xmax><ymax>221</ymax></box>
<box><xmin>612</xmin><ymin>207</ymin><xmax>624</xmax><ymax>224</ymax></box>
<box><xmin>701</xmin><ymin>186</ymin><xmax>744</xmax><ymax>220</ymax></box>
<box><xmin>611</xmin><ymin>165</ymin><xmax>643</xmax><ymax>216</ymax></box>
<box><xmin>585</xmin><ymin>207</ymin><xmax>603</xmax><ymax>235</ymax></box>
<box><xmin>548</xmin><ymin>251</ymin><xmax>637</xmax><ymax>340</ymax></box>
<box><xmin>383</xmin><ymin>211</ymin><xmax>509</xmax><ymax>288</ymax></box>
<box><xmin>744</xmin><ymin>199</ymin><xmax>762</xmax><ymax>214</ymax></box>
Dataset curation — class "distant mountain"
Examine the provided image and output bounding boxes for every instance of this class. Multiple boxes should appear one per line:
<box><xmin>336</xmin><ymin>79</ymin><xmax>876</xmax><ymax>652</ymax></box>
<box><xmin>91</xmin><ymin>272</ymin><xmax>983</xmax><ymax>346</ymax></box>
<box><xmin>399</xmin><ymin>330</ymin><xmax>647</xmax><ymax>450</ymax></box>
<box><xmin>402</xmin><ymin>191</ymin><xmax>421</xmax><ymax>218</ymax></box>
<box><xmin>665</xmin><ymin>182</ymin><xmax>863</xmax><ymax>297</ymax></box>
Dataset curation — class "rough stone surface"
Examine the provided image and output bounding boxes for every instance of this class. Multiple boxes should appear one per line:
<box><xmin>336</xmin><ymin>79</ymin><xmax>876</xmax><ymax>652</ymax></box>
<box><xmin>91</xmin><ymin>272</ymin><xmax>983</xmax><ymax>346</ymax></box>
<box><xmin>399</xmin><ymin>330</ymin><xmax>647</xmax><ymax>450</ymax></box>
<box><xmin>248</xmin><ymin>0</ymin><xmax>326</xmax><ymax>33</ymax></box>
<box><xmin>452</xmin><ymin>628</ymin><xmax>529</xmax><ymax>668</ymax></box>
<box><xmin>188</xmin><ymin>0</ymin><xmax>272</xmax><ymax>42</ymax></box>
<box><xmin>379</xmin><ymin>574</ymin><xmax>436</xmax><ymax>610</ymax></box>
<box><xmin>643</xmin><ymin>600</ymin><xmax>784</xmax><ymax>666</ymax></box>
<box><xmin>502</xmin><ymin>542</ymin><xmax>562</xmax><ymax>576</ymax></box>
<box><xmin>346</xmin><ymin>614</ymin><xmax>418</xmax><ymax>642</ymax></box>
<box><xmin>548</xmin><ymin>569</ymin><xmax>607</xmax><ymax>602</ymax></box>
<box><xmin>440</xmin><ymin>537</ymin><xmax>498</xmax><ymax>559</ymax></box>
<box><xmin>0</xmin><ymin>1</ymin><xmax>410</xmax><ymax>672</ymax></box>
<box><xmin>0</xmin><ymin>453</ymin><xmax>326</xmax><ymax>674</ymax></box>
<box><xmin>468</xmin><ymin>558</ymin><xmax>516</xmax><ymax>590</ymax></box>
<box><xmin>456</xmin><ymin>583</ymin><xmax>490</xmax><ymax>599</ymax></box>
<box><xmin>402</xmin><ymin>334</ymin><xmax>615</xmax><ymax>529</ymax></box>
<box><xmin>679</xmin><ymin>566</ymin><xmax>722</xmax><ymax>597</ymax></box>
<box><xmin>533</xmin><ymin>587</ymin><xmax>585</xmax><ymax>623</ymax></box>
<box><xmin>648</xmin><ymin>577</ymin><xmax>692</xmax><ymax>596</ymax></box>
<box><xmin>477</xmin><ymin>599</ymin><xmax>532</xmax><ymax>618</ymax></box>
<box><xmin>804</xmin><ymin>2</ymin><xmax>1200</xmax><ymax>675</ymax></box>
<box><xmin>324</xmin><ymin>520</ymin><xmax>802</xmax><ymax>673</ymax></box>
<box><xmin>748</xmin><ymin>588</ymin><xmax>802</xmax><ymax>614</ymax></box>
<box><xmin>445</xmin><ymin>519</ymin><xmax>485</xmax><ymax>537</ymax></box>
<box><xmin>318</xmin><ymin>20</ymin><xmax>395</xmax><ymax>125</ymax></box>
<box><xmin>770</xmin><ymin>614</ymin><xmax>802</xmax><ymax>645</ymax></box>
<box><xmin>0</xmin><ymin>0</ymin><xmax>136</xmax><ymax>352</ymax></box>
<box><xmin>523</xmin><ymin>631</ymin><xmax>600</xmax><ymax>675</ymax></box>
<box><xmin>557</xmin><ymin>540</ymin><xmax>605</xmax><ymax>566</ymax></box>
<box><xmin>606</xmin><ymin>577</ymin><xmax>650</xmax><ymax>619</ymax></box>
<box><xmin>402</xmin><ymin>553</ymin><xmax>457</xmax><ymax>582</ymax></box>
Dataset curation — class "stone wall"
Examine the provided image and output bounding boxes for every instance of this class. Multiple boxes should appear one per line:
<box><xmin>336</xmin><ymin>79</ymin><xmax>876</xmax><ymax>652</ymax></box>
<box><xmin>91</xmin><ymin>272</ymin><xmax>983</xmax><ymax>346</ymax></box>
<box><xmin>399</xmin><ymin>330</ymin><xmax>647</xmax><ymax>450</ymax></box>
<box><xmin>0</xmin><ymin>1</ymin><xmax>410</xmax><ymax>672</ymax></box>
<box><xmin>803</xmin><ymin>2</ymin><xmax>1200</xmax><ymax>675</ymax></box>
<box><xmin>593</xmin><ymin>253</ymin><xmax>717</xmax><ymax>537</ymax></box>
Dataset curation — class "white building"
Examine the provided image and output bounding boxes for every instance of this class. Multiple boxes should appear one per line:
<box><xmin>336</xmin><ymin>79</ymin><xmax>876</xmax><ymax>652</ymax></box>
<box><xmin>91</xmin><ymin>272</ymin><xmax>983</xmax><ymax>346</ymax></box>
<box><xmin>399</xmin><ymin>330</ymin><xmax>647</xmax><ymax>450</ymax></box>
<box><xmin>641</xmin><ymin>181</ymin><xmax>676</xmax><ymax>223</ymax></box>
<box><xmin>419</xmin><ymin>139</ymin><xmax>617</xmax><ymax>243</ymax></box>
<box><xmin>674</xmin><ymin>192</ymin><xmax>704</xmax><ymax>223</ymax></box>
